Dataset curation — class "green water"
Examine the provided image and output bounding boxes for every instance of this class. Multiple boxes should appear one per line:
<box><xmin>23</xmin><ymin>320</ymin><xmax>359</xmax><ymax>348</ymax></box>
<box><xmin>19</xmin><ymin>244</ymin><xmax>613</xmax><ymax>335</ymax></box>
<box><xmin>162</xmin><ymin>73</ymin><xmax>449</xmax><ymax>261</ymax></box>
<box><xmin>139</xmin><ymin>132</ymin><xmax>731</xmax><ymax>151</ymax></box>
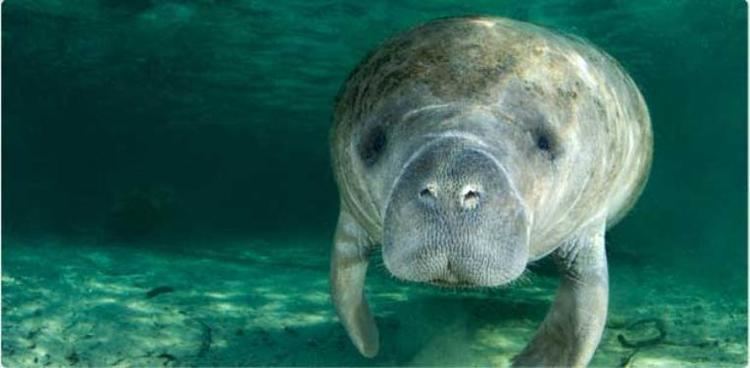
<box><xmin>2</xmin><ymin>1</ymin><xmax>747</xmax><ymax>366</ymax></box>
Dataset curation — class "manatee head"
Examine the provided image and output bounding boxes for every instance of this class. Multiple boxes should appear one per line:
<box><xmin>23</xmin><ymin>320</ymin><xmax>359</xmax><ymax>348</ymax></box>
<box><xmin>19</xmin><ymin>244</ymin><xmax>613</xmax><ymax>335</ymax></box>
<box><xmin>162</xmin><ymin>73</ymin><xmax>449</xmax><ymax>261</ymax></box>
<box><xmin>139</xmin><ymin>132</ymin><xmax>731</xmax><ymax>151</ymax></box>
<box><xmin>353</xmin><ymin>101</ymin><xmax>545</xmax><ymax>287</ymax></box>
<box><xmin>338</xmin><ymin>18</ymin><xmax>588</xmax><ymax>288</ymax></box>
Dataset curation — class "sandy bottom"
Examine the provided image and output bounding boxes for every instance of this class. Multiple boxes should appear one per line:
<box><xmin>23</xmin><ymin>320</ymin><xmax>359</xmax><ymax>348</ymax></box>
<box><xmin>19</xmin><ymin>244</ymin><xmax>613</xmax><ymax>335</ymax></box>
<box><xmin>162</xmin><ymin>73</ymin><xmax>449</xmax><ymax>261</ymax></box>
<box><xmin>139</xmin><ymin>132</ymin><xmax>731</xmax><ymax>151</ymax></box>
<box><xmin>2</xmin><ymin>237</ymin><xmax>746</xmax><ymax>367</ymax></box>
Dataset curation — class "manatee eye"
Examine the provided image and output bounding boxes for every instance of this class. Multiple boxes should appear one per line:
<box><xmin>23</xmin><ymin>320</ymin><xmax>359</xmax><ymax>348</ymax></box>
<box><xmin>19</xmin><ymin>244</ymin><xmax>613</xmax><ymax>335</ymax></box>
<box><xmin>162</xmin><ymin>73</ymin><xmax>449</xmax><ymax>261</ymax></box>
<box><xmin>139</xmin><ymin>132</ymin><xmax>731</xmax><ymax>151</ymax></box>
<box><xmin>359</xmin><ymin>126</ymin><xmax>387</xmax><ymax>166</ymax></box>
<box><xmin>531</xmin><ymin>128</ymin><xmax>560</xmax><ymax>160</ymax></box>
<box><xmin>536</xmin><ymin>135</ymin><xmax>551</xmax><ymax>151</ymax></box>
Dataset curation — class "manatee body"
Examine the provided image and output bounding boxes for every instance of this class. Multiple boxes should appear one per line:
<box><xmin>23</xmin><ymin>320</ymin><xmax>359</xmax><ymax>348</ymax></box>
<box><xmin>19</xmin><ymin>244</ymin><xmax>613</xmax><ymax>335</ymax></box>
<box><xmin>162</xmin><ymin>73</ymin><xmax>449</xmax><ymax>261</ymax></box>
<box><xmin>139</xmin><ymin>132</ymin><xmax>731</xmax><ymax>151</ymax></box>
<box><xmin>329</xmin><ymin>16</ymin><xmax>652</xmax><ymax>367</ymax></box>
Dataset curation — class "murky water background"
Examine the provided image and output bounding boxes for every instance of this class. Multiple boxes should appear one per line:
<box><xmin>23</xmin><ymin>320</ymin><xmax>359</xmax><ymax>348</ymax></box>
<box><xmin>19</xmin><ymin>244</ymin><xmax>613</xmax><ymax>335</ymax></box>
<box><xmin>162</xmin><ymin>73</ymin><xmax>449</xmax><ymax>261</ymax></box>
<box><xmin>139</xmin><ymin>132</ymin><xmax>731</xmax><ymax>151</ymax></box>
<box><xmin>2</xmin><ymin>1</ymin><xmax>747</xmax><ymax>366</ymax></box>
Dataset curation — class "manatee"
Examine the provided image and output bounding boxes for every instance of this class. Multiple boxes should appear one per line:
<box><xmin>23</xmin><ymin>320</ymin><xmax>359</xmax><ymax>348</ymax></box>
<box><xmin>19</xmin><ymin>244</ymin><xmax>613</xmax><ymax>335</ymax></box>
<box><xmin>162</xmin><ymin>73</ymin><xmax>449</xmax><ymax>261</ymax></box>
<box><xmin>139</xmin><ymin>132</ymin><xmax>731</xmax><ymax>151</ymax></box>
<box><xmin>329</xmin><ymin>16</ymin><xmax>652</xmax><ymax>367</ymax></box>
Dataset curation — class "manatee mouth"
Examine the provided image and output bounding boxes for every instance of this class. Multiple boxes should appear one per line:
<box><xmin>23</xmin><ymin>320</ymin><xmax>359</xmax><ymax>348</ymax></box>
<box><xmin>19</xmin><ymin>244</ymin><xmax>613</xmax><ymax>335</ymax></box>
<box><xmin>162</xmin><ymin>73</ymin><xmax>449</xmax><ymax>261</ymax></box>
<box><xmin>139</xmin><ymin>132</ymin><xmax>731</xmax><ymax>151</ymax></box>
<box><xmin>427</xmin><ymin>273</ymin><xmax>476</xmax><ymax>288</ymax></box>
<box><xmin>427</xmin><ymin>261</ymin><xmax>475</xmax><ymax>288</ymax></box>
<box><xmin>381</xmin><ymin>136</ymin><xmax>530</xmax><ymax>288</ymax></box>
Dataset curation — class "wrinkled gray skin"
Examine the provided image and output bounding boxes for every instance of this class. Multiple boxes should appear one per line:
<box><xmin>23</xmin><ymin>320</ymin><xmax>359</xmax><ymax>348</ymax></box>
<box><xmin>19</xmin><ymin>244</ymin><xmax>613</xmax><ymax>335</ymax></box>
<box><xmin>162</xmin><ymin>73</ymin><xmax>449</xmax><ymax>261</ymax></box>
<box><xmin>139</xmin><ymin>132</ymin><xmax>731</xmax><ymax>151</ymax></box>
<box><xmin>329</xmin><ymin>16</ymin><xmax>652</xmax><ymax>367</ymax></box>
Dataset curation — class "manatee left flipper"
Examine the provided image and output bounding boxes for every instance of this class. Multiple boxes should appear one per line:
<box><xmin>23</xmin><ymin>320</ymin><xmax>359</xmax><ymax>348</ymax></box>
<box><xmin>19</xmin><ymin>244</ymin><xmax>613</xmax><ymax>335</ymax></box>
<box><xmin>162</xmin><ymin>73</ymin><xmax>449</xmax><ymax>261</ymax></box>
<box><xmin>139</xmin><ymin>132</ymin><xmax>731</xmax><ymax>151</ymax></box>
<box><xmin>330</xmin><ymin>207</ymin><xmax>379</xmax><ymax>358</ymax></box>
<box><xmin>513</xmin><ymin>219</ymin><xmax>609</xmax><ymax>368</ymax></box>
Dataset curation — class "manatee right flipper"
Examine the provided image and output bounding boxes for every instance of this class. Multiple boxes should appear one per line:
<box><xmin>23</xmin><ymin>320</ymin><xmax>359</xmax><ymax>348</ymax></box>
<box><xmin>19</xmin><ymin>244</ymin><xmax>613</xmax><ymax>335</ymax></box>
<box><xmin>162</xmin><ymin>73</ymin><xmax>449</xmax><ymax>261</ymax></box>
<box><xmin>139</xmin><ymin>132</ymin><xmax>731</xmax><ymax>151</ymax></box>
<box><xmin>513</xmin><ymin>219</ymin><xmax>609</xmax><ymax>367</ymax></box>
<box><xmin>330</xmin><ymin>208</ymin><xmax>379</xmax><ymax>358</ymax></box>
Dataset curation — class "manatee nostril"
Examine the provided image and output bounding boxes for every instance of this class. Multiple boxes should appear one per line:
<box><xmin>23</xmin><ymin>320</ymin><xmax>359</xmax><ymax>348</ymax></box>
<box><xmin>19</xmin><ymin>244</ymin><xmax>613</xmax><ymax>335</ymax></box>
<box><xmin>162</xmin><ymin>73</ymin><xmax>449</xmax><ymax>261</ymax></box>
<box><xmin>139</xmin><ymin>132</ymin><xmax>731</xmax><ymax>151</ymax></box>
<box><xmin>460</xmin><ymin>186</ymin><xmax>481</xmax><ymax>209</ymax></box>
<box><xmin>464</xmin><ymin>190</ymin><xmax>480</xmax><ymax>200</ymax></box>
<box><xmin>419</xmin><ymin>184</ymin><xmax>438</xmax><ymax>201</ymax></box>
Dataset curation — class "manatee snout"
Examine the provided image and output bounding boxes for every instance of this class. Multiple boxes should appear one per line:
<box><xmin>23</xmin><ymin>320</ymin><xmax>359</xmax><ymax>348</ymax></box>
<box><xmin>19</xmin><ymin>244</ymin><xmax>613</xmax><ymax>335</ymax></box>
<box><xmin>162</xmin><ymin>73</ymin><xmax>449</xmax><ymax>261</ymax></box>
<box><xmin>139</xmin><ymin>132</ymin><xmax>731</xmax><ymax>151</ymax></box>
<box><xmin>383</xmin><ymin>136</ymin><xmax>529</xmax><ymax>287</ymax></box>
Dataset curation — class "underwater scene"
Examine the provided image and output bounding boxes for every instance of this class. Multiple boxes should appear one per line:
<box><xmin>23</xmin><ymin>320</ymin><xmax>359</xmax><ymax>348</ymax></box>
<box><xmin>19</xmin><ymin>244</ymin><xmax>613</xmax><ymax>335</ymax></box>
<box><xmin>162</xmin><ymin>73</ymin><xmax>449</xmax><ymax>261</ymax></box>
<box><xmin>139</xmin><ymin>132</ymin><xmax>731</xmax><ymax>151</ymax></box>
<box><xmin>2</xmin><ymin>0</ymin><xmax>747</xmax><ymax>366</ymax></box>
